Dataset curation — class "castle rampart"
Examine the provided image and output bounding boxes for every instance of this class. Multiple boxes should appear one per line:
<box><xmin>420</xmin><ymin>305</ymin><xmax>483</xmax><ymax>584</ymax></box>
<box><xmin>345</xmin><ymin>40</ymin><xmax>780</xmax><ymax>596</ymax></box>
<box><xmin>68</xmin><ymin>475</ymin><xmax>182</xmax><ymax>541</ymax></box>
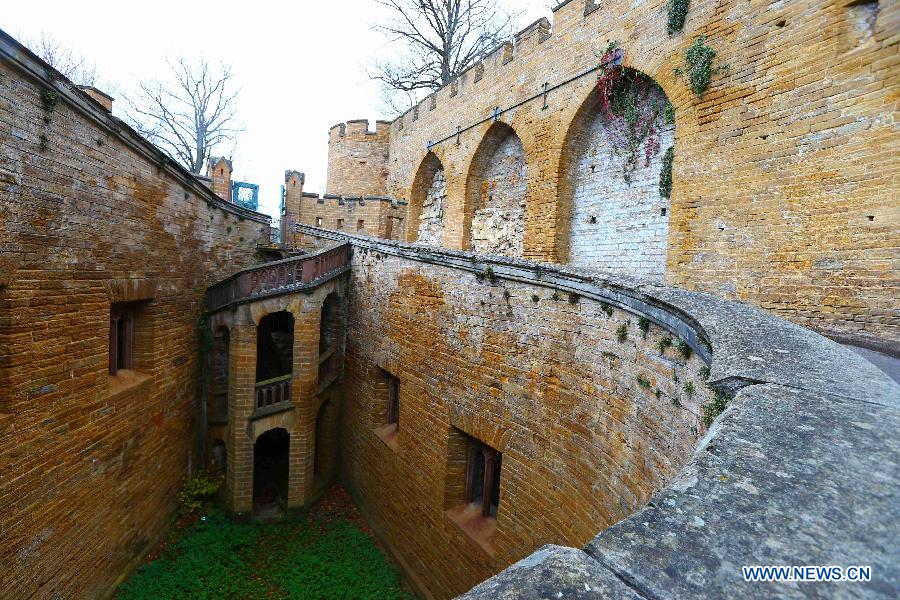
<box><xmin>296</xmin><ymin>224</ymin><xmax>899</xmax><ymax>599</ymax></box>
<box><xmin>371</xmin><ymin>0</ymin><xmax>899</xmax><ymax>353</ymax></box>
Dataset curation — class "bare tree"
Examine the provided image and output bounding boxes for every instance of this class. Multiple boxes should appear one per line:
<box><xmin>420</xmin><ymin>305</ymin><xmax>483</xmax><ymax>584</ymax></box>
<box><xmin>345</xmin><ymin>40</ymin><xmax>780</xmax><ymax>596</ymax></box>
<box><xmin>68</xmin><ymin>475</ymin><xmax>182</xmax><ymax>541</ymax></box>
<box><xmin>125</xmin><ymin>58</ymin><xmax>241</xmax><ymax>174</ymax></box>
<box><xmin>371</xmin><ymin>0</ymin><xmax>518</xmax><ymax>114</ymax></box>
<box><xmin>21</xmin><ymin>33</ymin><xmax>97</xmax><ymax>86</ymax></box>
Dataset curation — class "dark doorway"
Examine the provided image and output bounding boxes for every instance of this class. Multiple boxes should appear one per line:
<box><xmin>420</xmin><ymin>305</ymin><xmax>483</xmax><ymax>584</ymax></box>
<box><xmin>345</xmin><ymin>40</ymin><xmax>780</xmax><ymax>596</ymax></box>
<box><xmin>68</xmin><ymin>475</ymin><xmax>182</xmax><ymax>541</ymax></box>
<box><xmin>253</xmin><ymin>428</ymin><xmax>289</xmax><ymax>516</ymax></box>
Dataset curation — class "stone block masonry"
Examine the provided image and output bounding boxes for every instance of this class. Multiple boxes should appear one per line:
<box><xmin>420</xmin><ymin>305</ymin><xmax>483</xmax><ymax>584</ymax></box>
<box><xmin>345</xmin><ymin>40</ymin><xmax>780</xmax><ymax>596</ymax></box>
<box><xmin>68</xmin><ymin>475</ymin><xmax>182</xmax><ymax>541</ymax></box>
<box><xmin>0</xmin><ymin>31</ymin><xmax>270</xmax><ymax>599</ymax></box>
<box><xmin>377</xmin><ymin>0</ymin><xmax>899</xmax><ymax>353</ymax></box>
<box><xmin>301</xmin><ymin>224</ymin><xmax>899</xmax><ymax>600</ymax></box>
<box><xmin>334</xmin><ymin>237</ymin><xmax>715</xmax><ymax>598</ymax></box>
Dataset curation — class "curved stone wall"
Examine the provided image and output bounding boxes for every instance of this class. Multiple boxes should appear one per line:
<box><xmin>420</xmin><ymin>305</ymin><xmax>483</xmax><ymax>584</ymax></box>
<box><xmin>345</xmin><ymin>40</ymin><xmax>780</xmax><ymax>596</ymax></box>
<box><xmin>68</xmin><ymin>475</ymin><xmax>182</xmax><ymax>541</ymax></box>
<box><xmin>299</xmin><ymin>225</ymin><xmax>899</xmax><ymax>599</ymax></box>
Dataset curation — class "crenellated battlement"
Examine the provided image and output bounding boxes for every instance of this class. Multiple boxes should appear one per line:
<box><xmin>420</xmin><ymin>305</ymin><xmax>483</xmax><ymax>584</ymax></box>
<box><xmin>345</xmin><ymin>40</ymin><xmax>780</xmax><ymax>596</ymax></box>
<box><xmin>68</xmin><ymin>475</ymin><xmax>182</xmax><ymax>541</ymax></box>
<box><xmin>284</xmin><ymin>170</ymin><xmax>305</xmax><ymax>185</ymax></box>
<box><xmin>329</xmin><ymin>119</ymin><xmax>391</xmax><ymax>144</ymax></box>
<box><xmin>390</xmin><ymin>0</ymin><xmax>609</xmax><ymax>134</ymax></box>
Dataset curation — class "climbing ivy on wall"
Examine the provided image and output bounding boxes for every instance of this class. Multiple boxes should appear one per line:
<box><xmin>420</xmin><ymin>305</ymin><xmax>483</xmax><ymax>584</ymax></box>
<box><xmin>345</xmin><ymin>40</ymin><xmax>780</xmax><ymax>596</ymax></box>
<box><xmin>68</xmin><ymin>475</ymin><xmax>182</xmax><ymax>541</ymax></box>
<box><xmin>667</xmin><ymin>0</ymin><xmax>690</xmax><ymax>33</ymax></box>
<box><xmin>659</xmin><ymin>146</ymin><xmax>674</xmax><ymax>198</ymax></box>
<box><xmin>675</xmin><ymin>35</ymin><xmax>729</xmax><ymax>98</ymax></box>
<box><xmin>596</xmin><ymin>43</ymin><xmax>672</xmax><ymax>184</ymax></box>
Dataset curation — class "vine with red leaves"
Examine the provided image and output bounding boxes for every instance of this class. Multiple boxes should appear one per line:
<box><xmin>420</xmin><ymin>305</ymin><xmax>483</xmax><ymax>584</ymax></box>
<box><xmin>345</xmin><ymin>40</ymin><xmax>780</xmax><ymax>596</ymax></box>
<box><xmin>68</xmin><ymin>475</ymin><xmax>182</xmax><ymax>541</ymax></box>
<box><xmin>596</xmin><ymin>43</ymin><xmax>671</xmax><ymax>184</ymax></box>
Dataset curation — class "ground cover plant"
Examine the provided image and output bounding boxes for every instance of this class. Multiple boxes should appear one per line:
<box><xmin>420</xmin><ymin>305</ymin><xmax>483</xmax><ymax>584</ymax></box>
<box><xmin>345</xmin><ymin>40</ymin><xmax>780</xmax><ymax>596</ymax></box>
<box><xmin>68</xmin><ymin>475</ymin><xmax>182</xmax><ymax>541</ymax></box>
<box><xmin>117</xmin><ymin>485</ymin><xmax>411</xmax><ymax>599</ymax></box>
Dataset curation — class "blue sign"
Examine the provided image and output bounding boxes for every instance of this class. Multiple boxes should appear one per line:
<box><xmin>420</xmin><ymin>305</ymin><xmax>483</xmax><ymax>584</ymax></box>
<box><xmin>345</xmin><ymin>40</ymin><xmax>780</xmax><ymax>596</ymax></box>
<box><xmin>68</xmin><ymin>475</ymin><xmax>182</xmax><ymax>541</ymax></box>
<box><xmin>231</xmin><ymin>181</ymin><xmax>259</xmax><ymax>211</ymax></box>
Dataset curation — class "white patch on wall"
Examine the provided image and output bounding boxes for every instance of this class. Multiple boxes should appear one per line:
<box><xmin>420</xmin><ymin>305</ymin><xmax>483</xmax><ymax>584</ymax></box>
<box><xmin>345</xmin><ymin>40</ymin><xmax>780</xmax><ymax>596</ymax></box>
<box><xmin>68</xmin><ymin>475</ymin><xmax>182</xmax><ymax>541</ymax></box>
<box><xmin>567</xmin><ymin>89</ymin><xmax>674</xmax><ymax>281</ymax></box>
<box><xmin>471</xmin><ymin>131</ymin><xmax>526</xmax><ymax>257</ymax></box>
<box><xmin>417</xmin><ymin>168</ymin><xmax>446</xmax><ymax>246</ymax></box>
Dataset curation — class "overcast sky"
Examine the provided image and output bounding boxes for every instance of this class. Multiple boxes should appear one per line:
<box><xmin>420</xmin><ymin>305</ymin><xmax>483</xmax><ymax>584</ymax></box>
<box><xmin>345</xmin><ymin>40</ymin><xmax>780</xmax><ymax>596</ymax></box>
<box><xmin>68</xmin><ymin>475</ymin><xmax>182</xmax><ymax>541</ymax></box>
<box><xmin>4</xmin><ymin>0</ymin><xmax>554</xmax><ymax>219</ymax></box>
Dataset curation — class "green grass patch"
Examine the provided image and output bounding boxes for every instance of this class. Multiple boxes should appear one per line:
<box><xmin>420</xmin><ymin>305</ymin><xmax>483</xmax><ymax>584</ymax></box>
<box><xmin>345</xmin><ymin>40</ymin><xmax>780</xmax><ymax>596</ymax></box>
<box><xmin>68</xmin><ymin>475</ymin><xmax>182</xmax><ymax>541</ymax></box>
<box><xmin>118</xmin><ymin>505</ymin><xmax>410</xmax><ymax>599</ymax></box>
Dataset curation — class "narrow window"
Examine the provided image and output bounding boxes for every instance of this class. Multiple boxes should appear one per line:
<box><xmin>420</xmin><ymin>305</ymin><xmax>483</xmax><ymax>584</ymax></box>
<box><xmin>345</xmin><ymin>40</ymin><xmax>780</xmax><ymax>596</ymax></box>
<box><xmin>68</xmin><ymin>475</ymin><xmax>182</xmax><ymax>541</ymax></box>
<box><xmin>109</xmin><ymin>302</ymin><xmax>135</xmax><ymax>375</ymax></box>
<box><xmin>465</xmin><ymin>438</ymin><xmax>502</xmax><ymax>518</ymax></box>
<box><xmin>337</xmin><ymin>218</ymin><xmax>344</xmax><ymax>229</ymax></box>
<box><xmin>316</xmin><ymin>216</ymin><xmax>323</xmax><ymax>227</ymax></box>
<box><xmin>386</xmin><ymin>373</ymin><xmax>399</xmax><ymax>427</ymax></box>
<box><xmin>357</xmin><ymin>219</ymin><xmax>365</xmax><ymax>231</ymax></box>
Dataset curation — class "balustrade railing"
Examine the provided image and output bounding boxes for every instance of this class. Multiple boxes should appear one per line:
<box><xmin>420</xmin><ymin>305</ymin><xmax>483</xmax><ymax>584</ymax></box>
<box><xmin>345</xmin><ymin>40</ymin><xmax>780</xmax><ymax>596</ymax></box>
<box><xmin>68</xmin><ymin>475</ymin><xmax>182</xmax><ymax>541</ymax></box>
<box><xmin>206</xmin><ymin>243</ymin><xmax>350</xmax><ymax>312</ymax></box>
<box><xmin>255</xmin><ymin>374</ymin><xmax>291</xmax><ymax>410</ymax></box>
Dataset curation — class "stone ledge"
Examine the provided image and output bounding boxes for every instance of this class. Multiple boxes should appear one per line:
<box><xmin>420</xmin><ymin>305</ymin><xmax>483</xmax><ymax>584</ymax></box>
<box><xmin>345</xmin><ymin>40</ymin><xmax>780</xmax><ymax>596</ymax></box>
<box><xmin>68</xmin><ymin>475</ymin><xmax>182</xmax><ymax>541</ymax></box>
<box><xmin>459</xmin><ymin>545</ymin><xmax>640</xmax><ymax>599</ymax></box>
<box><xmin>297</xmin><ymin>224</ymin><xmax>899</xmax><ymax>407</ymax></box>
<box><xmin>584</xmin><ymin>382</ymin><xmax>900</xmax><ymax>598</ymax></box>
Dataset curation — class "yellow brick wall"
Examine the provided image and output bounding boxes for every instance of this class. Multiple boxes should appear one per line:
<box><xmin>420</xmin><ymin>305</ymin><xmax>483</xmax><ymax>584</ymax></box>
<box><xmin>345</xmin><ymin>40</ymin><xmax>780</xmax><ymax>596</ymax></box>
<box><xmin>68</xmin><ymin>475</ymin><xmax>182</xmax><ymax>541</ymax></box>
<box><xmin>326</xmin><ymin>120</ymin><xmax>391</xmax><ymax>197</ymax></box>
<box><xmin>368</xmin><ymin>0</ymin><xmax>898</xmax><ymax>351</ymax></box>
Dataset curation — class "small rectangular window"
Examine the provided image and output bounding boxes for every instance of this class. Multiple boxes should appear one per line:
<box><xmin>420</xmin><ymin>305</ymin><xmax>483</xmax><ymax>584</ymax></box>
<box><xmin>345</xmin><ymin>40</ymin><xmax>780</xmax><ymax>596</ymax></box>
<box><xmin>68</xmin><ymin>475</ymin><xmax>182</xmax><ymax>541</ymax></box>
<box><xmin>465</xmin><ymin>438</ymin><xmax>502</xmax><ymax>518</ymax></box>
<box><xmin>357</xmin><ymin>219</ymin><xmax>365</xmax><ymax>231</ymax></box>
<box><xmin>387</xmin><ymin>373</ymin><xmax>399</xmax><ymax>427</ymax></box>
<box><xmin>336</xmin><ymin>218</ymin><xmax>344</xmax><ymax>229</ymax></box>
<box><xmin>109</xmin><ymin>302</ymin><xmax>135</xmax><ymax>375</ymax></box>
<box><xmin>316</xmin><ymin>216</ymin><xmax>323</xmax><ymax>227</ymax></box>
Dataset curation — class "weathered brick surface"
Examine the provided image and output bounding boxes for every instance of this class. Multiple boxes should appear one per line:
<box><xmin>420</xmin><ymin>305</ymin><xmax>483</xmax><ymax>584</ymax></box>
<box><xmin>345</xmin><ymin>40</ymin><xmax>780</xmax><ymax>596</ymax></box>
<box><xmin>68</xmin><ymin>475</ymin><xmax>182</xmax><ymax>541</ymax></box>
<box><xmin>563</xmin><ymin>87</ymin><xmax>674</xmax><ymax>279</ymax></box>
<box><xmin>468</xmin><ymin>124</ymin><xmax>527</xmax><ymax>257</ymax></box>
<box><xmin>0</xmin><ymin>39</ymin><xmax>270</xmax><ymax>597</ymax></box>
<box><xmin>339</xmin><ymin>246</ymin><xmax>714</xmax><ymax>598</ymax></box>
<box><xmin>417</xmin><ymin>165</ymin><xmax>447</xmax><ymax>245</ymax></box>
<box><xmin>326</xmin><ymin>120</ymin><xmax>390</xmax><ymax>197</ymax></box>
<box><xmin>379</xmin><ymin>0</ymin><xmax>899</xmax><ymax>351</ymax></box>
<box><xmin>292</xmin><ymin>193</ymin><xmax>406</xmax><ymax>241</ymax></box>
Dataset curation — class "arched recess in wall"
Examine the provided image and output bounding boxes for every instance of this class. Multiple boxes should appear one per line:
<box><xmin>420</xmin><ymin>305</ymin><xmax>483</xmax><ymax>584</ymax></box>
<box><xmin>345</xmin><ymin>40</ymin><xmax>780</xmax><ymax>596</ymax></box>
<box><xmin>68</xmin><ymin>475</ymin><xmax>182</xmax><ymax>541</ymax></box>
<box><xmin>253</xmin><ymin>427</ymin><xmax>289</xmax><ymax>512</ymax></box>
<box><xmin>407</xmin><ymin>152</ymin><xmax>447</xmax><ymax>246</ymax></box>
<box><xmin>256</xmin><ymin>311</ymin><xmax>294</xmax><ymax>384</ymax></box>
<box><xmin>464</xmin><ymin>122</ymin><xmax>527</xmax><ymax>257</ymax></box>
<box><xmin>558</xmin><ymin>69</ymin><xmax>675</xmax><ymax>280</ymax></box>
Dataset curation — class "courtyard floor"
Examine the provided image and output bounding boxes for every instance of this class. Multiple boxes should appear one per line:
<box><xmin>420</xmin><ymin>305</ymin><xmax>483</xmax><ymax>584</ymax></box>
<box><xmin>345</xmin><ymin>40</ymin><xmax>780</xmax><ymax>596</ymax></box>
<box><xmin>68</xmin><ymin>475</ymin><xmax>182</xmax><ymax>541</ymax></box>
<box><xmin>117</xmin><ymin>485</ymin><xmax>412</xmax><ymax>599</ymax></box>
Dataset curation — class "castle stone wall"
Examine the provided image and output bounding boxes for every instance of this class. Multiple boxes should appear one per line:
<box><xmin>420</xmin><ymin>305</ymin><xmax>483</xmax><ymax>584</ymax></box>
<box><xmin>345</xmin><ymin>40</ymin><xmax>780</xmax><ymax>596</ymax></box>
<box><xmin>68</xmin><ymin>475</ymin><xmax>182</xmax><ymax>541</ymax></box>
<box><xmin>380</xmin><ymin>0</ymin><xmax>899</xmax><ymax>352</ymax></box>
<box><xmin>290</xmin><ymin>193</ymin><xmax>407</xmax><ymax>242</ymax></box>
<box><xmin>0</xmin><ymin>33</ymin><xmax>270</xmax><ymax>599</ymax></box>
<box><xmin>333</xmin><ymin>235</ymin><xmax>714</xmax><ymax>598</ymax></box>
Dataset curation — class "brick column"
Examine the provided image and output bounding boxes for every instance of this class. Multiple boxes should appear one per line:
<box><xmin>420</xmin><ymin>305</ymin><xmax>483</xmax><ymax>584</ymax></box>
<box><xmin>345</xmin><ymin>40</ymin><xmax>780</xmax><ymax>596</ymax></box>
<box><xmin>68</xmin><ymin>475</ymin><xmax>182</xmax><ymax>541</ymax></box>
<box><xmin>226</xmin><ymin>314</ymin><xmax>257</xmax><ymax>516</ymax></box>
<box><xmin>286</xmin><ymin>299</ymin><xmax>322</xmax><ymax>508</ymax></box>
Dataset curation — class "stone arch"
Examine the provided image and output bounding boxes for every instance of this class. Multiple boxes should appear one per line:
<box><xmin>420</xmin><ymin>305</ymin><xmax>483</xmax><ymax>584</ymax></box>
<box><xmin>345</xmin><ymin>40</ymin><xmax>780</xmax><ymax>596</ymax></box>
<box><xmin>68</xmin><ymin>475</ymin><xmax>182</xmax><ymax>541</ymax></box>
<box><xmin>407</xmin><ymin>152</ymin><xmax>447</xmax><ymax>245</ymax></box>
<box><xmin>558</xmin><ymin>68</ymin><xmax>675</xmax><ymax>280</ymax></box>
<box><xmin>253</xmin><ymin>426</ymin><xmax>289</xmax><ymax>513</ymax></box>
<box><xmin>318</xmin><ymin>292</ymin><xmax>345</xmax><ymax>387</ymax></box>
<box><xmin>464</xmin><ymin>122</ymin><xmax>527</xmax><ymax>256</ymax></box>
<box><xmin>255</xmin><ymin>311</ymin><xmax>294</xmax><ymax>383</ymax></box>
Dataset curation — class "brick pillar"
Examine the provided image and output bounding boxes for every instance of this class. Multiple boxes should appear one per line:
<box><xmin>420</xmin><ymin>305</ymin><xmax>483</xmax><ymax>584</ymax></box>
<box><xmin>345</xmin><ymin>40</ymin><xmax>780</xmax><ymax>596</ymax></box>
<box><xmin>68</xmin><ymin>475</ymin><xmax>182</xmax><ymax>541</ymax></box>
<box><xmin>286</xmin><ymin>299</ymin><xmax>322</xmax><ymax>508</ymax></box>
<box><xmin>226</xmin><ymin>316</ymin><xmax>256</xmax><ymax>515</ymax></box>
